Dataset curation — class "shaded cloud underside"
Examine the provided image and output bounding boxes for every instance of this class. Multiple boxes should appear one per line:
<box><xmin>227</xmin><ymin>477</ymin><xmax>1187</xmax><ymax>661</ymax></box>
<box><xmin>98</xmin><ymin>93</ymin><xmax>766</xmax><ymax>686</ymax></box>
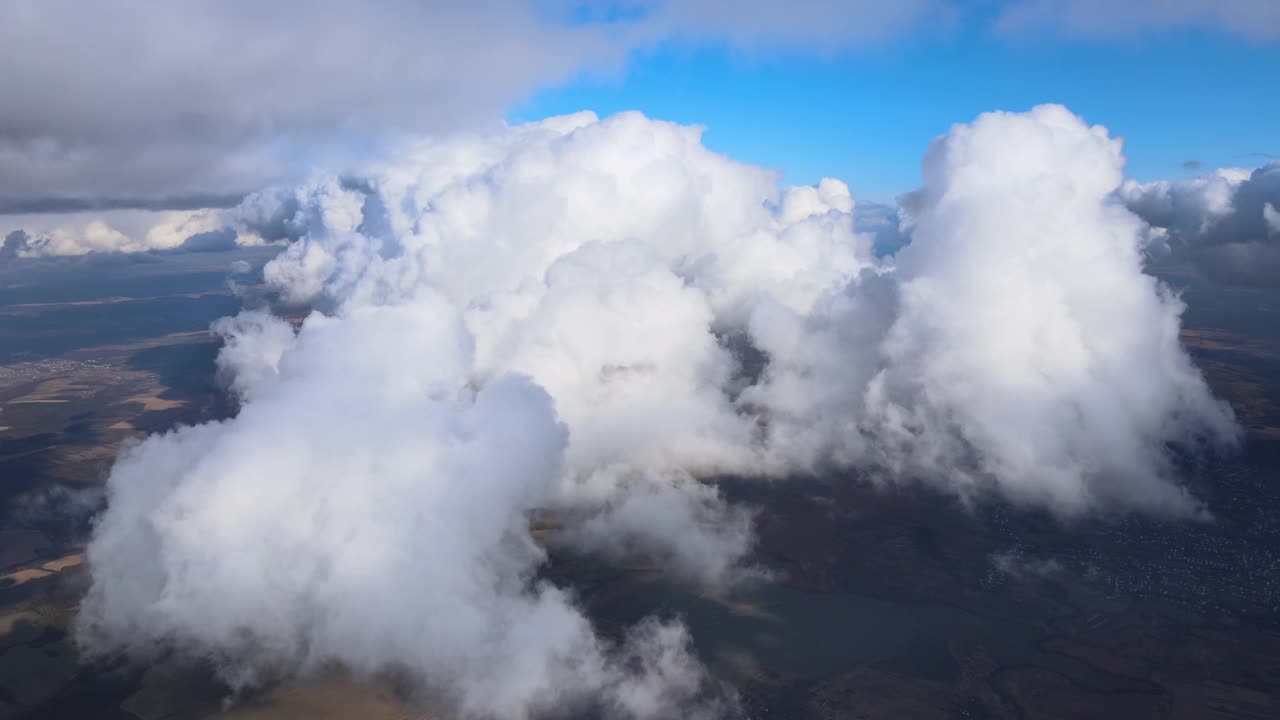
<box><xmin>1122</xmin><ymin>162</ymin><xmax>1280</xmax><ymax>288</ymax></box>
<box><xmin>2</xmin><ymin>0</ymin><xmax>1277</xmax><ymax>201</ymax></box>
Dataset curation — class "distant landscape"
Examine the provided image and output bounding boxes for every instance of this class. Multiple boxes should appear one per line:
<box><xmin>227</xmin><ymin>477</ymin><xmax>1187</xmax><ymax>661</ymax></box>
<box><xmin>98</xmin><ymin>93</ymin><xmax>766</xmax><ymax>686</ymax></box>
<box><xmin>0</xmin><ymin>247</ymin><xmax>1277</xmax><ymax>719</ymax></box>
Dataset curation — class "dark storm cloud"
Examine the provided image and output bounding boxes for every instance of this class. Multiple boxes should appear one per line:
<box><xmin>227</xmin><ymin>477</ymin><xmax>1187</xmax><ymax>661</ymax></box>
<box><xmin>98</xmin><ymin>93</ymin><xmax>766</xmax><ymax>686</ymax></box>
<box><xmin>177</xmin><ymin>228</ymin><xmax>241</xmax><ymax>253</ymax></box>
<box><xmin>1122</xmin><ymin>162</ymin><xmax>1280</xmax><ymax>288</ymax></box>
<box><xmin>1</xmin><ymin>230</ymin><xmax>29</xmax><ymax>260</ymax></box>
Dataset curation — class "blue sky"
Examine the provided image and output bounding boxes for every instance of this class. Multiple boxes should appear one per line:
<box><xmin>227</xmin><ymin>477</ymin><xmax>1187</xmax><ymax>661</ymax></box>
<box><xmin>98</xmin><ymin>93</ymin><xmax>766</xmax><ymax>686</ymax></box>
<box><xmin>515</xmin><ymin>26</ymin><xmax>1280</xmax><ymax>202</ymax></box>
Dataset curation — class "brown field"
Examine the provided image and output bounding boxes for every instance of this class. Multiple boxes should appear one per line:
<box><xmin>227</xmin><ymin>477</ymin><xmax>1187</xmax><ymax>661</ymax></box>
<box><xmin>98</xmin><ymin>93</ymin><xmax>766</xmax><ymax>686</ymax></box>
<box><xmin>125</xmin><ymin>393</ymin><xmax>187</xmax><ymax>412</ymax></box>
<box><xmin>125</xmin><ymin>665</ymin><xmax>421</xmax><ymax>720</ymax></box>
<box><xmin>0</xmin><ymin>567</ymin><xmax>51</xmax><ymax>587</ymax></box>
<box><xmin>1181</xmin><ymin>328</ymin><xmax>1280</xmax><ymax>361</ymax></box>
<box><xmin>40</xmin><ymin>553</ymin><xmax>84</xmax><ymax>573</ymax></box>
<box><xmin>0</xmin><ymin>552</ymin><xmax>84</xmax><ymax>589</ymax></box>
<box><xmin>6</xmin><ymin>399</ymin><xmax>69</xmax><ymax>405</ymax></box>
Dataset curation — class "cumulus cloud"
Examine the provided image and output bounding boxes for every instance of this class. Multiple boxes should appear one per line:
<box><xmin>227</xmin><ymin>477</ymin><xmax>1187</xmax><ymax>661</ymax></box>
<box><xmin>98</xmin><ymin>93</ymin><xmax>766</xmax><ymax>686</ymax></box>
<box><xmin>554</xmin><ymin>468</ymin><xmax>758</xmax><ymax>588</ymax></box>
<box><xmin>740</xmin><ymin>107</ymin><xmax>1239</xmax><ymax>515</ymax></box>
<box><xmin>0</xmin><ymin>208</ymin><xmax>240</xmax><ymax>258</ymax></box>
<box><xmin>82</xmin><ymin>106</ymin><xmax>1237</xmax><ymax>717</ymax></box>
<box><xmin>210</xmin><ymin>311</ymin><xmax>299</xmax><ymax>400</ymax></box>
<box><xmin>1</xmin><ymin>230</ymin><xmax>29</xmax><ymax>261</ymax></box>
<box><xmin>0</xmin><ymin>183</ymin><xmax>338</xmax><ymax>259</ymax></box>
<box><xmin>80</xmin><ymin>299</ymin><xmax>728</xmax><ymax>719</ymax></box>
<box><xmin>1121</xmin><ymin>162</ymin><xmax>1280</xmax><ymax>287</ymax></box>
<box><xmin>997</xmin><ymin>0</ymin><xmax>1280</xmax><ymax>40</ymax></box>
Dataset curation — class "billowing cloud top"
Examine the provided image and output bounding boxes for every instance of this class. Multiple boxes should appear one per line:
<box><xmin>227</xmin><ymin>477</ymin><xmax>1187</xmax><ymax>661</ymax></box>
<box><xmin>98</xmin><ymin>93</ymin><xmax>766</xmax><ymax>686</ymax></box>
<box><xmin>80</xmin><ymin>105</ymin><xmax>1238</xmax><ymax>718</ymax></box>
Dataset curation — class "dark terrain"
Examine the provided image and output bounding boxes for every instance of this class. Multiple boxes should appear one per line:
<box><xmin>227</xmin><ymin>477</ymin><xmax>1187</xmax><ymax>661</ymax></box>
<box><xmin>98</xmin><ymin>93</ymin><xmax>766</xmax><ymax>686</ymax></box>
<box><xmin>0</xmin><ymin>257</ymin><xmax>1277</xmax><ymax>719</ymax></box>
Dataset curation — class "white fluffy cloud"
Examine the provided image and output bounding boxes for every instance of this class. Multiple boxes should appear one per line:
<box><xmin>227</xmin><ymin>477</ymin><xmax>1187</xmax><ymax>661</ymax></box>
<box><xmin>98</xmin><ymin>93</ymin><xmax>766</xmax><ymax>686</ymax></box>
<box><xmin>744</xmin><ymin>107</ymin><xmax>1238</xmax><ymax>514</ymax></box>
<box><xmin>0</xmin><ymin>208</ymin><xmax>242</xmax><ymax>258</ymax></box>
<box><xmin>81</xmin><ymin>298</ymin><xmax>727</xmax><ymax>719</ymax></box>
<box><xmin>853</xmin><ymin>106</ymin><xmax>1236</xmax><ymax>512</ymax></box>
<box><xmin>1121</xmin><ymin>161</ymin><xmax>1280</xmax><ymax>287</ymax></box>
<box><xmin>1265</xmin><ymin>202</ymin><xmax>1280</xmax><ymax>234</ymax></box>
<box><xmin>0</xmin><ymin>182</ymin><xmax>353</xmax><ymax>258</ymax></box>
<box><xmin>81</xmin><ymin>106</ymin><xmax>1237</xmax><ymax>717</ymax></box>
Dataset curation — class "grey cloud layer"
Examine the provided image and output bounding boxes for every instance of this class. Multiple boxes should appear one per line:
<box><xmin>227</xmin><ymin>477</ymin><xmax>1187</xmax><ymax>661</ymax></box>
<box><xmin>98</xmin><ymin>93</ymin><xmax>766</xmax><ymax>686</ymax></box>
<box><xmin>81</xmin><ymin>106</ymin><xmax>1237</xmax><ymax>718</ymax></box>
<box><xmin>6</xmin><ymin>1</ymin><xmax>1278</xmax><ymax>206</ymax></box>
<box><xmin>997</xmin><ymin>0</ymin><xmax>1280</xmax><ymax>39</ymax></box>
<box><xmin>0</xmin><ymin>0</ymin><xmax>614</xmax><ymax>198</ymax></box>
<box><xmin>0</xmin><ymin>193</ymin><xmax>246</xmax><ymax>215</ymax></box>
<box><xmin>0</xmin><ymin>0</ymin><xmax>942</xmax><ymax>202</ymax></box>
